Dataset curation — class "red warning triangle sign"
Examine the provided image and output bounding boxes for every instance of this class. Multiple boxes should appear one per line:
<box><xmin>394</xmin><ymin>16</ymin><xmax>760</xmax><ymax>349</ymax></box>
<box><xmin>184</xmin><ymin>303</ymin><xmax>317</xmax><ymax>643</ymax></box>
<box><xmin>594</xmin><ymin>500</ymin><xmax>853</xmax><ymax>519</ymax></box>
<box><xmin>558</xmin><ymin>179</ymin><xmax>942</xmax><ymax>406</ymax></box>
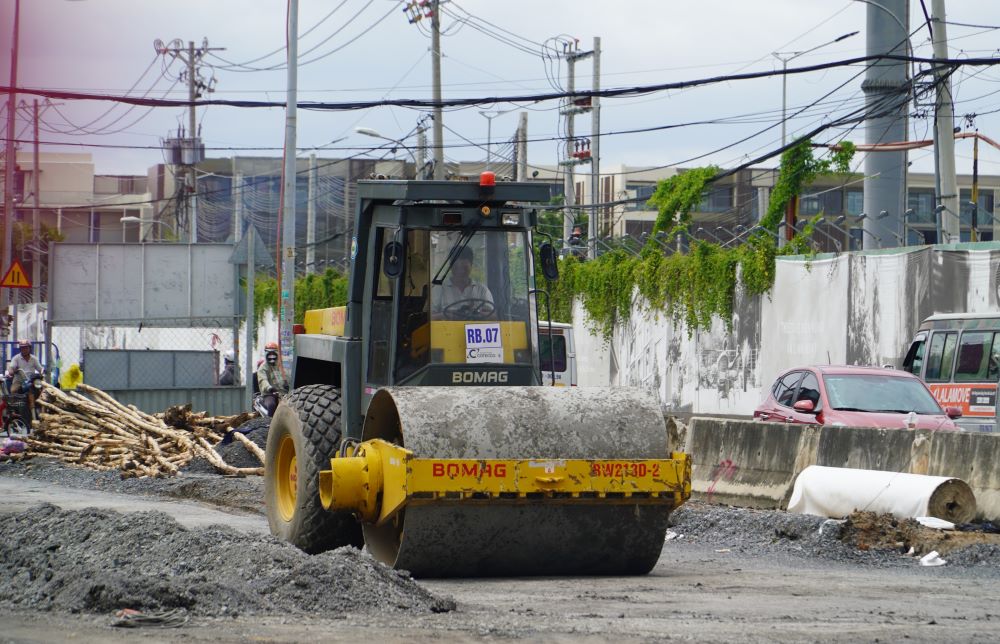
<box><xmin>1</xmin><ymin>260</ymin><xmax>31</xmax><ymax>289</ymax></box>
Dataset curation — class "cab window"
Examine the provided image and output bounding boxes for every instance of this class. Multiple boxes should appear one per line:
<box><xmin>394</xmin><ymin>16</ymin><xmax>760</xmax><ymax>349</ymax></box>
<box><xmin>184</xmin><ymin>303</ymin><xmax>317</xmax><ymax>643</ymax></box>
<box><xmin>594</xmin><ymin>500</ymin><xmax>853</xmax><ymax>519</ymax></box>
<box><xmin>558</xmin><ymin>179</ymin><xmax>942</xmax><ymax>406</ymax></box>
<box><xmin>902</xmin><ymin>335</ymin><xmax>925</xmax><ymax>376</ymax></box>
<box><xmin>955</xmin><ymin>331</ymin><xmax>993</xmax><ymax>382</ymax></box>
<box><xmin>924</xmin><ymin>332</ymin><xmax>958</xmax><ymax>382</ymax></box>
<box><xmin>538</xmin><ymin>333</ymin><xmax>567</xmax><ymax>372</ymax></box>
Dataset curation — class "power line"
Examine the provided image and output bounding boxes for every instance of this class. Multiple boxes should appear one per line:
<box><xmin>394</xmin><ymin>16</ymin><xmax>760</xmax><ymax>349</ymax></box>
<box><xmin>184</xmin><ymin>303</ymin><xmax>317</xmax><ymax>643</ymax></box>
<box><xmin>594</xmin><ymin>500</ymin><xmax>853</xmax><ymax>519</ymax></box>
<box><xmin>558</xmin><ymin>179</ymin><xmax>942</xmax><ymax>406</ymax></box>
<box><xmin>11</xmin><ymin>53</ymin><xmax>997</xmax><ymax>112</ymax></box>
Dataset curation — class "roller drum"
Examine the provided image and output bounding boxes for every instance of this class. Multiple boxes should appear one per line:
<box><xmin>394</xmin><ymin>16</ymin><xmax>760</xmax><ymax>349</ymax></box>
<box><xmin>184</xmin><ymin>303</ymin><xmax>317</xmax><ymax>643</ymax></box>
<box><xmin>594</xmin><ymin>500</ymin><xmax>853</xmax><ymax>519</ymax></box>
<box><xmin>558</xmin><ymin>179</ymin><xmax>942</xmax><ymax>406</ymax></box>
<box><xmin>361</xmin><ymin>386</ymin><xmax>672</xmax><ymax>577</ymax></box>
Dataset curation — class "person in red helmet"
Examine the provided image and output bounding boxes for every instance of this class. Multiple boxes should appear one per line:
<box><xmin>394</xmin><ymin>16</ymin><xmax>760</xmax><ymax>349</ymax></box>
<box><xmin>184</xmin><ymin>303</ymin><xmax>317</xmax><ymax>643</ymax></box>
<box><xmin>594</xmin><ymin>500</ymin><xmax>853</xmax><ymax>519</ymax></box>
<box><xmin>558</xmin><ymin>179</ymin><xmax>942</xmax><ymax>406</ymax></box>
<box><xmin>256</xmin><ymin>342</ymin><xmax>288</xmax><ymax>416</ymax></box>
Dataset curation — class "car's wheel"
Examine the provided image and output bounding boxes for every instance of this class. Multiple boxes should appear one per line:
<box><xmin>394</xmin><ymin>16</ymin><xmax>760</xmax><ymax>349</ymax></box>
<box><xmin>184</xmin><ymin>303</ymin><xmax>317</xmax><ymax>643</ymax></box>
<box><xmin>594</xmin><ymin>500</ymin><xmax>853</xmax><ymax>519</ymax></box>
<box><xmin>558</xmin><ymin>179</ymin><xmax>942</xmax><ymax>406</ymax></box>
<box><xmin>264</xmin><ymin>384</ymin><xmax>363</xmax><ymax>554</ymax></box>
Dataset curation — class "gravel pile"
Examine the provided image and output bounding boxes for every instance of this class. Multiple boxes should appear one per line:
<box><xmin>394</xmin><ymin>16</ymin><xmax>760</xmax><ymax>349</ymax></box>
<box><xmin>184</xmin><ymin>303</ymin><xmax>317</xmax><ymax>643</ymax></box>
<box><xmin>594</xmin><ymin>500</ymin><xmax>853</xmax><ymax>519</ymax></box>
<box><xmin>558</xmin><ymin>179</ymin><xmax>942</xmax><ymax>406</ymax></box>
<box><xmin>185</xmin><ymin>418</ymin><xmax>270</xmax><ymax>474</ymax></box>
<box><xmin>0</xmin><ymin>504</ymin><xmax>454</xmax><ymax>617</ymax></box>
<box><xmin>0</xmin><ymin>458</ymin><xmax>263</xmax><ymax>514</ymax></box>
<box><xmin>669</xmin><ymin>502</ymin><xmax>1000</xmax><ymax>569</ymax></box>
<box><xmin>215</xmin><ymin>418</ymin><xmax>270</xmax><ymax>469</ymax></box>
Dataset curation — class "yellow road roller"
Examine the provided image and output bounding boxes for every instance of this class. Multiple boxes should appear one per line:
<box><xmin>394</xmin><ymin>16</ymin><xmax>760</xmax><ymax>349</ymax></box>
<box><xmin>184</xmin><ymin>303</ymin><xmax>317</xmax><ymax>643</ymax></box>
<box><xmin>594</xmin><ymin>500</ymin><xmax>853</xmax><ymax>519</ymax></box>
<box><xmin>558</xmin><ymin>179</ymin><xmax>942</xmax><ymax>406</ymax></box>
<box><xmin>265</xmin><ymin>177</ymin><xmax>690</xmax><ymax>577</ymax></box>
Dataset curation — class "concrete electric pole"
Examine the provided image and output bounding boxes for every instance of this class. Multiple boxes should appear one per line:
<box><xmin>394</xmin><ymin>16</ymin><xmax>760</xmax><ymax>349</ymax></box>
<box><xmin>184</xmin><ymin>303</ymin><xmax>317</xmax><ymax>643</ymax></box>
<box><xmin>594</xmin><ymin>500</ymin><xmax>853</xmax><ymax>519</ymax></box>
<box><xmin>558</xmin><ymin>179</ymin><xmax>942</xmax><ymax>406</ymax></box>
<box><xmin>279</xmin><ymin>0</ymin><xmax>299</xmax><ymax>372</ymax></box>
<box><xmin>154</xmin><ymin>37</ymin><xmax>223</xmax><ymax>243</ymax></box>
<box><xmin>931</xmin><ymin>0</ymin><xmax>960</xmax><ymax>243</ymax></box>
<box><xmin>589</xmin><ymin>37</ymin><xmax>601</xmax><ymax>260</ymax></box>
<box><xmin>861</xmin><ymin>0</ymin><xmax>909</xmax><ymax>250</ymax></box>
<box><xmin>431</xmin><ymin>0</ymin><xmax>445</xmax><ymax>179</ymax></box>
<box><xmin>560</xmin><ymin>41</ymin><xmax>594</xmax><ymax>245</ymax></box>
<box><xmin>2</xmin><ymin>0</ymin><xmax>20</xmax><ymax>317</ymax></box>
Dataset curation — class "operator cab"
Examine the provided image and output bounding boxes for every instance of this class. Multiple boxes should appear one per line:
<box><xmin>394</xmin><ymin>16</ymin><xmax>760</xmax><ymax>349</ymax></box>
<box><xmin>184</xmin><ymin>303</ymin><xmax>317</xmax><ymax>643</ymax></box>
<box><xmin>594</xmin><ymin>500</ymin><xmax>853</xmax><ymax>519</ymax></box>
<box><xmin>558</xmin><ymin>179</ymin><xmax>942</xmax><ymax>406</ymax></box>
<box><xmin>361</xmin><ymin>177</ymin><xmax>549</xmax><ymax>395</ymax></box>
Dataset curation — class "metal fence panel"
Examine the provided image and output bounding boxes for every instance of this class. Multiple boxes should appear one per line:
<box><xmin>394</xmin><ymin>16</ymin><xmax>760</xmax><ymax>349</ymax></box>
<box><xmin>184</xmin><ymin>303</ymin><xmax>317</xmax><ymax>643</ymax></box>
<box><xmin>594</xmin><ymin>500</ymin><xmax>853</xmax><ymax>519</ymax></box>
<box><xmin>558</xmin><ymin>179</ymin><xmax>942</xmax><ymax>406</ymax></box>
<box><xmin>50</xmin><ymin>245</ymin><xmax>98</xmax><ymax>324</ymax></box>
<box><xmin>192</xmin><ymin>246</ymin><xmax>238</xmax><ymax>318</ymax></box>
<box><xmin>104</xmin><ymin>386</ymin><xmax>247</xmax><ymax>417</ymax></box>
<box><xmin>143</xmin><ymin>245</ymin><xmax>190</xmax><ymax>318</ymax></box>
<box><xmin>128</xmin><ymin>352</ymin><xmax>175</xmax><ymax>389</ymax></box>
<box><xmin>98</xmin><ymin>245</ymin><xmax>143</xmax><ymax>319</ymax></box>
<box><xmin>50</xmin><ymin>243</ymin><xmax>238</xmax><ymax>325</ymax></box>
<box><xmin>83</xmin><ymin>351</ymin><xmax>129</xmax><ymax>390</ymax></box>
<box><xmin>174</xmin><ymin>351</ymin><xmax>216</xmax><ymax>387</ymax></box>
<box><xmin>84</xmin><ymin>349</ymin><xmax>218</xmax><ymax>389</ymax></box>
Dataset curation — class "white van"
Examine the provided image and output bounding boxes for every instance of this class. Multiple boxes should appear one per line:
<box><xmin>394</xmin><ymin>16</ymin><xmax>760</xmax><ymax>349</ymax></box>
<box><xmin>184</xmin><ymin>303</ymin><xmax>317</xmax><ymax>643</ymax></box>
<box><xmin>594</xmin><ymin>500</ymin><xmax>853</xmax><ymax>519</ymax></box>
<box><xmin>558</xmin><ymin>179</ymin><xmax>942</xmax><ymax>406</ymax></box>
<box><xmin>902</xmin><ymin>313</ymin><xmax>1000</xmax><ymax>433</ymax></box>
<box><xmin>538</xmin><ymin>322</ymin><xmax>577</xmax><ymax>387</ymax></box>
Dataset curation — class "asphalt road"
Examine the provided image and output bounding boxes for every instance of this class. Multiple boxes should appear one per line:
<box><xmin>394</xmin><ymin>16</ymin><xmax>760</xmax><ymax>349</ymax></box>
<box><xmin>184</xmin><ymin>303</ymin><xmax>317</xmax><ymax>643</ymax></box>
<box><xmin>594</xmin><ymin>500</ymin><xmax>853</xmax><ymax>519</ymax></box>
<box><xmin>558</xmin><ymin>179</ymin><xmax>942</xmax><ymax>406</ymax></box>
<box><xmin>1</xmin><ymin>472</ymin><xmax>998</xmax><ymax>642</ymax></box>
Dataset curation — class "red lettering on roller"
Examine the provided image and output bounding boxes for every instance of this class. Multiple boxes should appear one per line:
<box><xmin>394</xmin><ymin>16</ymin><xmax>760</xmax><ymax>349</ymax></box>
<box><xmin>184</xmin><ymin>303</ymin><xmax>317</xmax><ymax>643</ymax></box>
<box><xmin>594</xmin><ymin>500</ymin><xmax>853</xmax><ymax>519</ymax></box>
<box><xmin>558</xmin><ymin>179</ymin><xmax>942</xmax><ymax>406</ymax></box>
<box><xmin>432</xmin><ymin>463</ymin><xmax>444</xmax><ymax>477</ymax></box>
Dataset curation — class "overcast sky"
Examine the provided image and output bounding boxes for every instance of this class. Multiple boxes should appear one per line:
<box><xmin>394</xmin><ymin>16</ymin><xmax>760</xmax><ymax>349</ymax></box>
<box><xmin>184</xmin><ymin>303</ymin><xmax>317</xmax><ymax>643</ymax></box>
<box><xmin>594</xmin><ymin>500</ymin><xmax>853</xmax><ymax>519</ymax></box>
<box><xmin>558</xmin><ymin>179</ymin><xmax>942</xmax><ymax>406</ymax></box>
<box><xmin>4</xmin><ymin>0</ymin><xmax>1000</xmax><ymax>178</ymax></box>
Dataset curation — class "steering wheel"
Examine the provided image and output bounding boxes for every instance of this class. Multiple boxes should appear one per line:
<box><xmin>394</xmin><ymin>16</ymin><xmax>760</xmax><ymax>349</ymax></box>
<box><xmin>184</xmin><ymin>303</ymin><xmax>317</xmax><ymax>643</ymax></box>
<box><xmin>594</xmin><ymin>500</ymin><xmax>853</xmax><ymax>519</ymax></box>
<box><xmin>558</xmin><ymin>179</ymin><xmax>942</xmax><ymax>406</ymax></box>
<box><xmin>442</xmin><ymin>298</ymin><xmax>496</xmax><ymax>321</ymax></box>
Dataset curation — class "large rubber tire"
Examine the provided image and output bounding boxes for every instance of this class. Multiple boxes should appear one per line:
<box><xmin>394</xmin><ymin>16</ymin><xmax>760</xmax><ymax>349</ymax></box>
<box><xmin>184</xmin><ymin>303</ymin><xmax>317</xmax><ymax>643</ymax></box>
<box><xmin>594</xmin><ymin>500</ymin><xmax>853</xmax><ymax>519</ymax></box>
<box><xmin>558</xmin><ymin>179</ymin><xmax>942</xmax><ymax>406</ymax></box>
<box><xmin>264</xmin><ymin>384</ymin><xmax>363</xmax><ymax>554</ymax></box>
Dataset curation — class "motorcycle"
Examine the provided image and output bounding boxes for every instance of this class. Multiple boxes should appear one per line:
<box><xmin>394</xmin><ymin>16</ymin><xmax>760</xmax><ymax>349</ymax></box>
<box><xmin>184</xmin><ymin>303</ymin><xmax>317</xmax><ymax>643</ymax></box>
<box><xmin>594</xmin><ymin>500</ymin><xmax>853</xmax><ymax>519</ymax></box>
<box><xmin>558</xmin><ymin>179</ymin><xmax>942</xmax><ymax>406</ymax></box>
<box><xmin>0</xmin><ymin>370</ymin><xmax>42</xmax><ymax>438</ymax></box>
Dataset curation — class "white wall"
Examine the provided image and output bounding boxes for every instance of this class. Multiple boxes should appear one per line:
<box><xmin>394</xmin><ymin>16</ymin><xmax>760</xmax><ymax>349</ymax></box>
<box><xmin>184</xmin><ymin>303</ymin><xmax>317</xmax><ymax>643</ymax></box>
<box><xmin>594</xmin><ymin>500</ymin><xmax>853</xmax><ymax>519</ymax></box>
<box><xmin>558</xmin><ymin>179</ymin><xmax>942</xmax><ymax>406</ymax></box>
<box><xmin>575</xmin><ymin>244</ymin><xmax>1000</xmax><ymax>416</ymax></box>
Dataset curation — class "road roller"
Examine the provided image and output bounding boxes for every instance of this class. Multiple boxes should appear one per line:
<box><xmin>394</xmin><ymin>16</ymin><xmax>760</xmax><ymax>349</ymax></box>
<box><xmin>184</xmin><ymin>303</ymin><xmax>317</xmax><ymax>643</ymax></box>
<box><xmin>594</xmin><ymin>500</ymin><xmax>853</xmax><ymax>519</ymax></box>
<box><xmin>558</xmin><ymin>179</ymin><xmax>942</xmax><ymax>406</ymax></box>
<box><xmin>264</xmin><ymin>176</ymin><xmax>690</xmax><ymax>577</ymax></box>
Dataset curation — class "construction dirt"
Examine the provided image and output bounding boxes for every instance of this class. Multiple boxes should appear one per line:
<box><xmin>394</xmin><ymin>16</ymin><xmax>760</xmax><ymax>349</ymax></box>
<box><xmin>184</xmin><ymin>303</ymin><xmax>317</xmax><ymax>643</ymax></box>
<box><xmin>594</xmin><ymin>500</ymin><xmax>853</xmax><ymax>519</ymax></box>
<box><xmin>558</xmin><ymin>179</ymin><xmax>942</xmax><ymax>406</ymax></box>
<box><xmin>2</xmin><ymin>457</ymin><xmax>1000</xmax><ymax>642</ymax></box>
<box><xmin>0</xmin><ymin>503</ymin><xmax>454</xmax><ymax>617</ymax></box>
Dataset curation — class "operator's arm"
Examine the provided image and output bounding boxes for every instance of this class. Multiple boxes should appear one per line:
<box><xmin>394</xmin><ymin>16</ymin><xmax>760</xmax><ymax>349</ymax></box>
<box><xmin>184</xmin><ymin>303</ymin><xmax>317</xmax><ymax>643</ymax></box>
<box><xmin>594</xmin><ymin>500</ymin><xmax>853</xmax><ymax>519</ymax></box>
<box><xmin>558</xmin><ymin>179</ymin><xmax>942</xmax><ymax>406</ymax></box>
<box><xmin>257</xmin><ymin>366</ymin><xmax>273</xmax><ymax>393</ymax></box>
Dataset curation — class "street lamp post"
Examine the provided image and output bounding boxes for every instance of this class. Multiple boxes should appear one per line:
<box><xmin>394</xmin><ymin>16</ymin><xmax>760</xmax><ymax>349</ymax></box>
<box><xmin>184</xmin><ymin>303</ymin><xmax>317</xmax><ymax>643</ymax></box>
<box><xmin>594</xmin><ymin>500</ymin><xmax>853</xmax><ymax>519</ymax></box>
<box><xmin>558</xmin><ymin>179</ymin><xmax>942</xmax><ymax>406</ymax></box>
<box><xmin>773</xmin><ymin>31</ymin><xmax>859</xmax><ymax>146</ymax></box>
<box><xmin>478</xmin><ymin>108</ymin><xmax>516</xmax><ymax>172</ymax></box>
<box><xmin>356</xmin><ymin>127</ymin><xmax>420</xmax><ymax>178</ymax></box>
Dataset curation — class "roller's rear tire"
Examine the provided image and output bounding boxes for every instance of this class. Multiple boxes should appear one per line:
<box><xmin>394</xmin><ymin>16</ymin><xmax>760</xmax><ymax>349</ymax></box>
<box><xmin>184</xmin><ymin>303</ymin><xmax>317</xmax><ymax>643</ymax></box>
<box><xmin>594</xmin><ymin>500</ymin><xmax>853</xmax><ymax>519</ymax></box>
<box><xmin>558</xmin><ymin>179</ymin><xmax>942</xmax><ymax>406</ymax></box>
<box><xmin>264</xmin><ymin>384</ymin><xmax>363</xmax><ymax>554</ymax></box>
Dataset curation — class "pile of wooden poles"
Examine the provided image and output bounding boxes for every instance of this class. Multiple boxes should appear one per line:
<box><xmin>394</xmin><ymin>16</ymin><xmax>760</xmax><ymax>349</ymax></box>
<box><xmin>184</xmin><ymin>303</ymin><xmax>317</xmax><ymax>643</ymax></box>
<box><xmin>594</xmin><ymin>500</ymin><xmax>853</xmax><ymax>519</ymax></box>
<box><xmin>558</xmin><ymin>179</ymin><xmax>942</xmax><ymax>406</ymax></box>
<box><xmin>21</xmin><ymin>382</ymin><xmax>265</xmax><ymax>478</ymax></box>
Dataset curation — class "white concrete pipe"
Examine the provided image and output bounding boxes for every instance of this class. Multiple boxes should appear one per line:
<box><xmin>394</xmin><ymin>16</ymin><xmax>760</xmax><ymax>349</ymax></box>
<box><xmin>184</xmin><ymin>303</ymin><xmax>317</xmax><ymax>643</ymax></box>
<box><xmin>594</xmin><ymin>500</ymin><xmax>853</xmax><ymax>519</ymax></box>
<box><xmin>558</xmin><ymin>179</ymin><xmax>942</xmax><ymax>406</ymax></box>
<box><xmin>787</xmin><ymin>465</ymin><xmax>976</xmax><ymax>524</ymax></box>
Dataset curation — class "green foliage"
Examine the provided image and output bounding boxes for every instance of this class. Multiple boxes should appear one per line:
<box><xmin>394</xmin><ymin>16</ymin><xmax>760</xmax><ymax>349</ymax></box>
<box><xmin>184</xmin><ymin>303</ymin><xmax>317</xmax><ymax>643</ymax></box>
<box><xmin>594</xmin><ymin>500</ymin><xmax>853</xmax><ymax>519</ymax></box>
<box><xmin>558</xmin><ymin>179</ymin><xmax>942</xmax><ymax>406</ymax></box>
<box><xmin>251</xmin><ymin>268</ymin><xmax>349</xmax><ymax>325</ymax></box>
<box><xmin>542</xmin><ymin>140</ymin><xmax>855</xmax><ymax>339</ymax></box>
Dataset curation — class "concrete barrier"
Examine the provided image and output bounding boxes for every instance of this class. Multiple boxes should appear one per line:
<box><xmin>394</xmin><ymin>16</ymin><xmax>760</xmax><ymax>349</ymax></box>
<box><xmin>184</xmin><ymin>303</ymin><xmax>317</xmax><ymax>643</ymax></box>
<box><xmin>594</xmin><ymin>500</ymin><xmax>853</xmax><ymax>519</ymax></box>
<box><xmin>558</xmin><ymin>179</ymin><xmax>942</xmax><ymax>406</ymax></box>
<box><xmin>684</xmin><ymin>417</ymin><xmax>1000</xmax><ymax>521</ymax></box>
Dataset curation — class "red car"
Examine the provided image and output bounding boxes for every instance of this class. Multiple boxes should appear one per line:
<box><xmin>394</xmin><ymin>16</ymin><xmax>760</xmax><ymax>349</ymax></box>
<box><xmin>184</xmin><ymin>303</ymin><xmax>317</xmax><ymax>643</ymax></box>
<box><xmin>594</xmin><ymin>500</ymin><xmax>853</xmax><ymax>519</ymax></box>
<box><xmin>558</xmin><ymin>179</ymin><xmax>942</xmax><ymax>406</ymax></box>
<box><xmin>754</xmin><ymin>365</ymin><xmax>961</xmax><ymax>430</ymax></box>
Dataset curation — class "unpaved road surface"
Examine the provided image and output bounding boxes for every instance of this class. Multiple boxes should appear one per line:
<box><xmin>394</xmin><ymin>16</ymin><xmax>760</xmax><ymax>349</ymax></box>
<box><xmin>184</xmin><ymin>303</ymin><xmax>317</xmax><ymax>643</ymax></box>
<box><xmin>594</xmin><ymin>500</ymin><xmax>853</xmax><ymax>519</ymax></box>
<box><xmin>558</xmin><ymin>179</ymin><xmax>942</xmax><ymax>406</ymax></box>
<box><xmin>2</xmin><ymin>459</ymin><xmax>1000</xmax><ymax>642</ymax></box>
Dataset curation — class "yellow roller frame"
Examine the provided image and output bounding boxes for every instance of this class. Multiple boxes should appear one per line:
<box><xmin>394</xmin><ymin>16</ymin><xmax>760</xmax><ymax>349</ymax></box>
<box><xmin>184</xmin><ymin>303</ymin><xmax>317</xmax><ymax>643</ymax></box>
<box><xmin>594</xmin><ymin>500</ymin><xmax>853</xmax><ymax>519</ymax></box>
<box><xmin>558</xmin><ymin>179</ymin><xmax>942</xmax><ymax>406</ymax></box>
<box><xmin>318</xmin><ymin>439</ymin><xmax>691</xmax><ymax>526</ymax></box>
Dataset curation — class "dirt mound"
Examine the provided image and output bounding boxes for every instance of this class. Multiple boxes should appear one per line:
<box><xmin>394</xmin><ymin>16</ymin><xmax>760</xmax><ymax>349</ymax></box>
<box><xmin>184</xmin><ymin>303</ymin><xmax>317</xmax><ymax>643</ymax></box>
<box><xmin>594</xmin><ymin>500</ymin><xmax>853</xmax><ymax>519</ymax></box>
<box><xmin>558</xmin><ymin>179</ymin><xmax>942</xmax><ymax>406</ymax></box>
<box><xmin>842</xmin><ymin>510</ymin><xmax>1000</xmax><ymax>557</ymax></box>
<box><xmin>0</xmin><ymin>504</ymin><xmax>454</xmax><ymax>617</ymax></box>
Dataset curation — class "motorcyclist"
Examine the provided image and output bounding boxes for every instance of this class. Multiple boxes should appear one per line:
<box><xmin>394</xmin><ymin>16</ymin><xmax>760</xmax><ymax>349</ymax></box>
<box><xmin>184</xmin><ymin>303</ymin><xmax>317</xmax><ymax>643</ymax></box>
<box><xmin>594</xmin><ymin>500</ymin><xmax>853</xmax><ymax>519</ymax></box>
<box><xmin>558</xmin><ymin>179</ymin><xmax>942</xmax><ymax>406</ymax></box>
<box><xmin>219</xmin><ymin>349</ymin><xmax>236</xmax><ymax>386</ymax></box>
<box><xmin>256</xmin><ymin>342</ymin><xmax>289</xmax><ymax>416</ymax></box>
<box><xmin>8</xmin><ymin>339</ymin><xmax>43</xmax><ymax>420</ymax></box>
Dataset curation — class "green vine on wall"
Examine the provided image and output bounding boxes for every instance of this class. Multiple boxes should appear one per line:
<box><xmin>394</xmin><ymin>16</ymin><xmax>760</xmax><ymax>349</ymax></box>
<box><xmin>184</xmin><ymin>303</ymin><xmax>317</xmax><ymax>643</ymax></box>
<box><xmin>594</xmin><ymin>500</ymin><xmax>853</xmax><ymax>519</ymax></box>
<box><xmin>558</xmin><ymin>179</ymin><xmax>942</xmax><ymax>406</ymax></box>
<box><xmin>251</xmin><ymin>268</ymin><xmax>350</xmax><ymax>326</ymax></box>
<box><xmin>543</xmin><ymin>139</ymin><xmax>856</xmax><ymax>339</ymax></box>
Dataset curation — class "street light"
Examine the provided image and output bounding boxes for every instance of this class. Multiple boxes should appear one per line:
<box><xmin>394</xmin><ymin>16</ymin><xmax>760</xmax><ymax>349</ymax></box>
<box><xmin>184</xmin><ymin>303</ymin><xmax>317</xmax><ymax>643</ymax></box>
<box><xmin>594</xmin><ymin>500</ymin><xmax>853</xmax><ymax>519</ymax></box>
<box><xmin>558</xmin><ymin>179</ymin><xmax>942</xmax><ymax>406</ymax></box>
<box><xmin>120</xmin><ymin>215</ymin><xmax>177</xmax><ymax>241</ymax></box>
<box><xmin>355</xmin><ymin>127</ymin><xmax>419</xmax><ymax>178</ymax></box>
<box><xmin>773</xmin><ymin>31</ymin><xmax>859</xmax><ymax>146</ymax></box>
<box><xmin>479</xmin><ymin>108</ymin><xmax>516</xmax><ymax>171</ymax></box>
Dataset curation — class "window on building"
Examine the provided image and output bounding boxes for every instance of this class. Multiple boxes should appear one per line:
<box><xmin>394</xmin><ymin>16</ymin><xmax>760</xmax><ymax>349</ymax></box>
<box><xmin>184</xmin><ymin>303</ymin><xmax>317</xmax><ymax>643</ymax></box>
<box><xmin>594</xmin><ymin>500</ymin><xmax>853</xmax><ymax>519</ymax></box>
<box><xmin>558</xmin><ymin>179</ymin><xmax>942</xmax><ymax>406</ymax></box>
<box><xmin>625</xmin><ymin>183</ymin><xmax>656</xmax><ymax>211</ymax></box>
<box><xmin>846</xmin><ymin>189</ymin><xmax>863</xmax><ymax>216</ymax></box>
<box><xmin>698</xmin><ymin>186</ymin><xmax>733</xmax><ymax>213</ymax></box>
<box><xmin>907</xmin><ymin>188</ymin><xmax>936</xmax><ymax>224</ymax></box>
<box><xmin>800</xmin><ymin>189</ymin><xmax>843</xmax><ymax>216</ymax></box>
<box><xmin>624</xmin><ymin>219</ymin><xmax>655</xmax><ymax>237</ymax></box>
<box><xmin>959</xmin><ymin>188</ymin><xmax>995</xmax><ymax>227</ymax></box>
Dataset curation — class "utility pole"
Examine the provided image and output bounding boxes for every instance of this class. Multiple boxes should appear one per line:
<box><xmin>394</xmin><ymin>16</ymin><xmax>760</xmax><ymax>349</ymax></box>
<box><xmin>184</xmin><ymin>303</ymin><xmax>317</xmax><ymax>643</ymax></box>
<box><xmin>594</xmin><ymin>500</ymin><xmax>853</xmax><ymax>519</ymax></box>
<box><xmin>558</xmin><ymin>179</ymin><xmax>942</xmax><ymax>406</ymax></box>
<box><xmin>589</xmin><ymin>37</ymin><xmax>601</xmax><ymax>260</ymax></box>
<box><xmin>931</xmin><ymin>0</ymin><xmax>959</xmax><ymax>243</ymax></box>
<box><xmin>430</xmin><ymin>0</ymin><xmax>445</xmax><ymax>179</ymax></box>
<box><xmin>279</xmin><ymin>0</ymin><xmax>299</xmax><ymax>373</ymax></box>
<box><xmin>232</xmin><ymin>169</ymin><xmax>243</xmax><ymax>243</ymax></box>
<box><xmin>306</xmin><ymin>153</ymin><xmax>317</xmax><ymax>273</ymax></box>
<box><xmin>563</xmin><ymin>50</ymin><xmax>577</xmax><ymax>244</ymax></box>
<box><xmin>154</xmin><ymin>37</ymin><xmax>223</xmax><ymax>243</ymax></box>
<box><xmin>516</xmin><ymin>112</ymin><xmax>528</xmax><ymax>182</ymax></box>
<box><xmin>861</xmin><ymin>0</ymin><xmax>908</xmax><ymax>250</ymax></box>
<box><xmin>558</xmin><ymin>40</ymin><xmax>593</xmax><ymax>244</ymax></box>
<box><xmin>32</xmin><ymin>99</ymin><xmax>39</xmax><ymax>304</ymax></box>
<box><xmin>416</xmin><ymin>122</ymin><xmax>428</xmax><ymax>180</ymax></box>
<box><xmin>3</xmin><ymin>0</ymin><xmax>20</xmax><ymax>317</ymax></box>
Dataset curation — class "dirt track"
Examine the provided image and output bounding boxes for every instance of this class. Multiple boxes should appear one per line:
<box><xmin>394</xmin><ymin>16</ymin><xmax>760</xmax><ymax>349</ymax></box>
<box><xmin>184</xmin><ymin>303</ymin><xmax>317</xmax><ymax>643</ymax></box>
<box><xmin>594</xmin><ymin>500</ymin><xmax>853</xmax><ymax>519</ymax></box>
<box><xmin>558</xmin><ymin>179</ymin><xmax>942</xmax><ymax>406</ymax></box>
<box><xmin>2</xmin><ymin>459</ymin><xmax>999</xmax><ymax>642</ymax></box>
